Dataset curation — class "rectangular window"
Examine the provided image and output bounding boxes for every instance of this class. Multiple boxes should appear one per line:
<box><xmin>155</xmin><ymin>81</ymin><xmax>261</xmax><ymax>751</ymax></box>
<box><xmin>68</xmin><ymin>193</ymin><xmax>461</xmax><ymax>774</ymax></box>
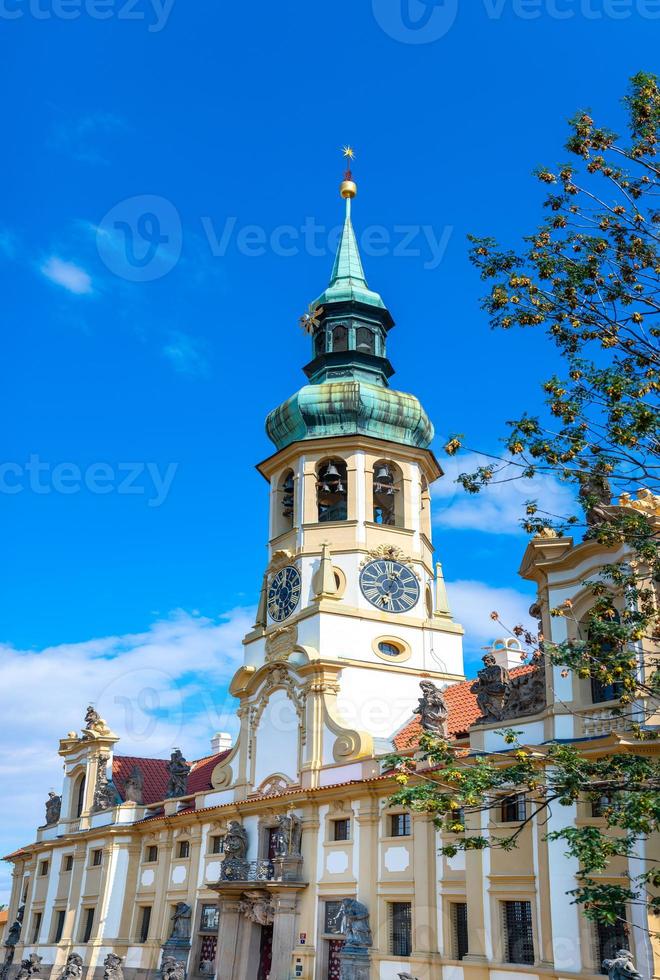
<box><xmin>178</xmin><ymin>840</ymin><xmax>190</xmax><ymax>858</ymax></box>
<box><xmin>200</xmin><ymin>904</ymin><xmax>219</xmax><ymax>933</ymax></box>
<box><xmin>53</xmin><ymin>910</ymin><xmax>66</xmax><ymax>943</ymax></box>
<box><xmin>39</xmin><ymin>860</ymin><xmax>49</xmax><ymax>877</ymax></box>
<box><xmin>145</xmin><ymin>845</ymin><xmax>158</xmax><ymax>863</ymax></box>
<box><xmin>324</xmin><ymin>901</ymin><xmax>343</xmax><ymax>935</ymax></box>
<box><xmin>31</xmin><ymin>912</ymin><xmax>42</xmax><ymax>945</ymax></box>
<box><xmin>389</xmin><ymin>902</ymin><xmax>412</xmax><ymax>957</ymax></box>
<box><xmin>390</xmin><ymin>813</ymin><xmax>411</xmax><ymax>837</ymax></box>
<box><xmin>267</xmin><ymin>827</ymin><xmax>280</xmax><ymax>860</ymax></box>
<box><xmin>138</xmin><ymin>906</ymin><xmax>152</xmax><ymax>944</ymax></box>
<box><xmin>91</xmin><ymin>849</ymin><xmax>103</xmax><ymax>867</ymax></box>
<box><xmin>502</xmin><ymin>901</ymin><xmax>534</xmax><ymax>965</ymax></box>
<box><xmin>82</xmin><ymin>907</ymin><xmax>95</xmax><ymax>943</ymax></box>
<box><xmin>63</xmin><ymin>855</ymin><xmax>74</xmax><ymax>872</ymax></box>
<box><xmin>451</xmin><ymin>902</ymin><xmax>469</xmax><ymax>961</ymax></box>
<box><xmin>595</xmin><ymin>911</ymin><xmax>628</xmax><ymax>974</ymax></box>
<box><xmin>500</xmin><ymin>794</ymin><xmax>526</xmax><ymax>823</ymax></box>
<box><xmin>210</xmin><ymin>835</ymin><xmax>223</xmax><ymax>855</ymax></box>
<box><xmin>332</xmin><ymin>819</ymin><xmax>350</xmax><ymax>842</ymax></box>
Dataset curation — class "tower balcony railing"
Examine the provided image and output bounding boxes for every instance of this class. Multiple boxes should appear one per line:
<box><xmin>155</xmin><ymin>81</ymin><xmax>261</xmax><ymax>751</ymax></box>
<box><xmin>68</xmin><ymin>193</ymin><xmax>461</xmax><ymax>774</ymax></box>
<box><xmin>220</xmin><ymin>859</ymin><xmax>274</xmax><ymax>882</ymax></box>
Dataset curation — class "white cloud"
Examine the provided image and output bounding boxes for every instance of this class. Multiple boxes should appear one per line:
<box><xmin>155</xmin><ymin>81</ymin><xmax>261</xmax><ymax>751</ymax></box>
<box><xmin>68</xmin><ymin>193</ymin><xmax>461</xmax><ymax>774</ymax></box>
<box><xmin>446</xmin><ymin>578</ymin><xmax>536</xmax><ymax>668</ymax></box>
<box><xmin>40</xmin><ymin>256</ymin><xmax>93</xmax><ymax>295</ymax></box>
<box><xmin>433</xmin><ymin>452</ymin><xmax>575</xmax><ymax>535</ymax></box>
<box><xmin>0</xmin><ymin>607</ymin><xmax>253</xmax><ymax>900</ymax></box>
<box><xmin>162</xmin><ymin>331</ymin><xmax>209</xmax><ymax>377</ymax></box>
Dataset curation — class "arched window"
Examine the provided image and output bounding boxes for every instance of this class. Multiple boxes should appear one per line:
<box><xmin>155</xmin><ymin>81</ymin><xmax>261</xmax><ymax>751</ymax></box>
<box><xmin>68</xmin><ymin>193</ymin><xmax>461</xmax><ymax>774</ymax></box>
<box><xmin>587</xmin><ymin>608</ymin><xmax>625</xmax><ymax>704</ymax></box>
<box><xmin>356</xmin><ymin>327</ymin><xmax>375</xmax><ymax>355</ymax></box>
<box><xmin>317</xmin><ymin>459</ymin><xmax>348</xmax><ymax>523</ymax></box>
<box><xmin>273</xmin><ymin>469</ymin><xmax>294</xmax><ymax>537</ymax></box>
<box><xmin>332</xmin><ymin>324</ymin><xmax>348</xmax><ymax>352</ymax></box>
<box><xmin>314</xmin><ymin>330</ymin><xmax>326</xmax><ymax>358</ymax></box>
<box><xmin>74</xmin><ymin>774</ymin><xmax>86</xmax><ymax>818</ymax></box>
<box><xmin>372</xmin><ymin>461</ymin><xmax>404</xmax><ymax>527</ymax></box>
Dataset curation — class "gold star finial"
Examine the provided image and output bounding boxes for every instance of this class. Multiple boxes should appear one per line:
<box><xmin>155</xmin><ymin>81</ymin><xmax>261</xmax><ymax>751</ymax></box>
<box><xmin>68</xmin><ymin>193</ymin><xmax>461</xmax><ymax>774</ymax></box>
<box><xmin>342</xmin><ymin>145</ymin><xmax>355</xmax><ymax>163</ymax></box>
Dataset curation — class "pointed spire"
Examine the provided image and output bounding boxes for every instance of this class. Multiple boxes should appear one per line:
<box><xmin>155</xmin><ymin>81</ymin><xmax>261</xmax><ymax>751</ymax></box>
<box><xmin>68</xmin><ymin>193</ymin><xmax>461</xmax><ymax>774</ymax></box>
<box><xmin>434</xmin><ymin>562</ymin><xmax>453</xmax><ymax>620</ymax></box>
<box><xmin>329</xmin><ymin>195</ymin><xmax>367</xmax><ymax>288</ymax></box>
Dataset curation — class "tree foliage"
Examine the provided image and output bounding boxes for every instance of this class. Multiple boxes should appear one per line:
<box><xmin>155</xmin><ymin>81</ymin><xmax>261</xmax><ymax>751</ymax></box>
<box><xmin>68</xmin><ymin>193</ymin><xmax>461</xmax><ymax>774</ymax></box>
<box><xmin>389</xmin><ymin>73</ymin><xmax>660</xmax><ymax>939</ymax></box>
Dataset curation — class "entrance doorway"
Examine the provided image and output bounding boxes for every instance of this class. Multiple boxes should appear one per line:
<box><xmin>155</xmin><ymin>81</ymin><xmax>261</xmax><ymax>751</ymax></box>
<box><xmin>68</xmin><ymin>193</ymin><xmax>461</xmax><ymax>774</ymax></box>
<box><xmin>257</xmin><ymin>923</ymin><xmax>273</xmax><ymax>980</ymax></box>
<box><xmin>327</xmin><ymin>939</ymin><xmax>343</xmax><ymax>980</ymax></box>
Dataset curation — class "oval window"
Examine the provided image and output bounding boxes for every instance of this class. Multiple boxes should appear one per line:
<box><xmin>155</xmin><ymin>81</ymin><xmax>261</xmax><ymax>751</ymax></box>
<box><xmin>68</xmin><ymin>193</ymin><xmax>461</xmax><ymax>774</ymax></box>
<box><xmin>378</xmin><ymin>641</ymin><xmax>402</xmax><ymax>658</ymax></box>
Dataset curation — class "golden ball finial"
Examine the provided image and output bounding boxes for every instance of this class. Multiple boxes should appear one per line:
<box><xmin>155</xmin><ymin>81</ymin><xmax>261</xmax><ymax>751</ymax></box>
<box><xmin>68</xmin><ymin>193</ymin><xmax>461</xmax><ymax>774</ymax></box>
<box><xmin>340</xmin><ymin>145</ymin><xmax>357</xmax><ymax>199</ymax></box>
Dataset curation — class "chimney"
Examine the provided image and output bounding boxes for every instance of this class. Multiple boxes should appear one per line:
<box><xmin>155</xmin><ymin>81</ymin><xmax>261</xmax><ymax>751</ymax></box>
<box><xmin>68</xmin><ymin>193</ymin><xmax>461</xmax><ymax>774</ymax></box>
<box><xmin>486</xmin><ymin>638</ymin><xmax>524</xmax><ymax>670</ymax></box>
<box><xmin>211</xmin><ymin>732</ymin><xmax>232</xmax><ymax>754</ymax></box>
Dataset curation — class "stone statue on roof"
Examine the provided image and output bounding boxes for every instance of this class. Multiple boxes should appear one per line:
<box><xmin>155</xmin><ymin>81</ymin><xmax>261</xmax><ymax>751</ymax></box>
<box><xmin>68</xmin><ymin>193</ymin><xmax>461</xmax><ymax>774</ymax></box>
<box><xmin>82</xmin><ymin>705</ymin><xmax>112</xmax><ymax>739</ymax></box>
<box><xmin>472</xmin><ymin>654</ymin><xmax>511</xmax><ymax>722</ymax></box>
<box><xmin>123</xmin><ymin>765</ymin><xmax>144</xmax><ymax>804</ymax></box>
<box><xmin>5</xmin><ymin>906</ymin><xmax>24</xmax><ymax>947</ymax></box>
<box><xmin>413</xmin><ymin>680</ymin><xmax>448</xmax><ymax>736</ymax></box>
<box><xmin>16</xmin><ymin>955</ymin><xmax>42</xmax><ymax>980</ymax></box>
<box><xmin>166</xmin><ymin>749</ymin><xmax>190</xmax><ymax>799</ymax></box>
<box><xmin>45</xmin><ymin>791</ymin><xmax>62</xmax><ymax>826</ymax></box>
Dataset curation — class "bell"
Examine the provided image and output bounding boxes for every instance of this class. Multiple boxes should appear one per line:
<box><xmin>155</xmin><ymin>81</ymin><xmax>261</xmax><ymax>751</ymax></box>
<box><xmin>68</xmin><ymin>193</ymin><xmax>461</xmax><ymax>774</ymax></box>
<box><xmin>335</xmin><ymin>481</ymin><xmax>346</xmax><ymax>494</ymax></box>
<box><xmin>322</xmin><ymin>461</ymin><xmax>341</xmax><ymax>480</ymax></box>
<box><xmin>282</xmin><ymin>474</ymin><xmax>294</xmax><ymax>493</ymax></box>
<box><xmin>375</xmin><ymin>463</ymin><xmax>393</xmax><ymax>484</ymax></box>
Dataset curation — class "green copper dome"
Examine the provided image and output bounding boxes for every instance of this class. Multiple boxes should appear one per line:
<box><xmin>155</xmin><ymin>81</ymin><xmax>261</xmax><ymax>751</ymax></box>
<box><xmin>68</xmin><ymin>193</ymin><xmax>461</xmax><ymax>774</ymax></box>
<box><xmin>265</xmin><ymin>183</ymin><xmax>434</xmax><ymax>452</ymax></box>
<box><xmin>266</xmin><ymin>379</ymin><xmax>434</xmax><ymax>450</ymax></box>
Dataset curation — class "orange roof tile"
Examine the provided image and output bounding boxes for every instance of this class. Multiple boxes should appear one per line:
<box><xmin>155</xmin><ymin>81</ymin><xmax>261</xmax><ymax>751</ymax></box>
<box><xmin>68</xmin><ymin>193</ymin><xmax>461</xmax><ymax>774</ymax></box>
<box><xmin>112</xmin><ymin>750</ymin><xmax>230</xmax><ymax>805</ymax></box>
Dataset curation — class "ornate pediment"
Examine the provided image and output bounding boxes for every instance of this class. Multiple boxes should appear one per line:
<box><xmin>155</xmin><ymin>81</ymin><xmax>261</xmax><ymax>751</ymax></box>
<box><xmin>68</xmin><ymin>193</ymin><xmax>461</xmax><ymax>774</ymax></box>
<box><xmin>265</xmin><ymin>625</ymin><xmax>298</xmax><ymax>663</ymax></box>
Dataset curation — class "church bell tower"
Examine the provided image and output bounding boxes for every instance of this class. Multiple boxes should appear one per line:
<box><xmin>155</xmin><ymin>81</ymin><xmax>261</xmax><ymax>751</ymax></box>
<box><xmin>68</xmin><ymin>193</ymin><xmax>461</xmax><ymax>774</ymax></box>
<box><xmin>224</xmin><ymin>153</ymin><xmax>465</xmax><ymax>797</ymax></box>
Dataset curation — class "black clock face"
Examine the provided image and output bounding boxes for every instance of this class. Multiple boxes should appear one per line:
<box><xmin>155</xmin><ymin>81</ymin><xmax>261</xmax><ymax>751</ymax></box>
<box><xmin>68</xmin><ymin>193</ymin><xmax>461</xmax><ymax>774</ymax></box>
<box><xmin>359</xmin><ymin>559</ymin><xmax>420</xmax><ymax>613</ymax></box>
<box><xmin>267</xmin><ymin>565</ymin><xmax>301</xmax><ymax>622</ymax></box>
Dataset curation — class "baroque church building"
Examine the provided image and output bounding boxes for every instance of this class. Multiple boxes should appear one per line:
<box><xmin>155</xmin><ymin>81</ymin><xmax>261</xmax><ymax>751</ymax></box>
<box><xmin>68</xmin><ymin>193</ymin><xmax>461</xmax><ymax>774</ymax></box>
<box><xmin>3</xmin><ymin>167</ymin><xmax>659</xmax><ymax>980</ymax></box>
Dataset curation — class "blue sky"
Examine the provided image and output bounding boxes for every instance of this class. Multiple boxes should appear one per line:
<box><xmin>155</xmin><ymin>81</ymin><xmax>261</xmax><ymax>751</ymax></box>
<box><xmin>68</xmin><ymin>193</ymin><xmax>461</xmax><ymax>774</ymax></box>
<box><xmin>0</xmin><ymin>0</ymin><xmax>657</xmax><ymax>893</ymax></box>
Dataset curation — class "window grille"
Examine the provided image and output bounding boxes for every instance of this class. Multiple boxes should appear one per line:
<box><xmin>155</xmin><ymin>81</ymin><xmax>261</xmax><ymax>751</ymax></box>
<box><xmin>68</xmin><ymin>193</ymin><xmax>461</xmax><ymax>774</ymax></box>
<box><xmin>451</xmin><ymin>902</ymin><xmax>468</xmax><ymax>960</ymax></box>
<box><xmin>595</xmin><ymin>912</ymin><xmax>628</xmax><ymax>974</ymax></box>
<box><xmin>389</xmin><ymin>902</ymin><xmax>412</xmax><ymax>957</ymax></box>
<box><xmin>333</xmin><ymin>819</ymin><xmax>350</xmax><ymax>842</ymax></box>
<box><xmin>390</xmin><ymin>813</ymin><xmax>411</xmax><ymax>837</ymax></box>
<box><xmin>500</xmin><ymin>794</ymin><xmax>526</xmax><ymax>823</ymax></box>
<box><xmin>502</xmin><ymin>901</ymin><xmax>534</xmax><ymax>964</ymax></box>
<box><xmin>138</xmin><ymin>906</ymin><xmax>151</xmax><ymax>944</ymax></box>
<box><xmin>324</xmin><ymin>901</ymin><xmax>343</xmax><ymax>935</ymax></box>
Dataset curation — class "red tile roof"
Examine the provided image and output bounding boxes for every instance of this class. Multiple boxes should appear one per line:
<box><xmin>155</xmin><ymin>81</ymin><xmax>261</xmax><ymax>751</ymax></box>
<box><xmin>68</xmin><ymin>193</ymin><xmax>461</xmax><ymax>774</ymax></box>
<box><xmin>112</xmin><ymin>750</ymin><xmax>230</xmax><ymax>805</ymax></box>
<box><xmin>393</xmin><ymin>665</ymin><xmax>537</xmax><ymax>750</ymax></box>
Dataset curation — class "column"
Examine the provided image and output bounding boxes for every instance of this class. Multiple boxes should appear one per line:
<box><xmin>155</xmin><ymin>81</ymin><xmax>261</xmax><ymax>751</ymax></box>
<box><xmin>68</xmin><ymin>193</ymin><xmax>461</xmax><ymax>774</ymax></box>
<box><xmin>270</xmin><ymin>891</ymin><xmax>298</xmax><ymax>980</ymax></box>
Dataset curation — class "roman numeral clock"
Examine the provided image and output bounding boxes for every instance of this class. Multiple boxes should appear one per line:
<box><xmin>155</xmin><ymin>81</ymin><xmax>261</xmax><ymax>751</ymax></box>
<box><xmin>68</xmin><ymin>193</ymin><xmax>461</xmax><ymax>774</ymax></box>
<box><xmin>359</xmin><ymin>557</ymin><xmax>420</xmax><ymax>613</ymax></box>
<box><xmin>267</xmin><ymin>564</ymin><xmax>302</xmax><ymax>622</ymax></box>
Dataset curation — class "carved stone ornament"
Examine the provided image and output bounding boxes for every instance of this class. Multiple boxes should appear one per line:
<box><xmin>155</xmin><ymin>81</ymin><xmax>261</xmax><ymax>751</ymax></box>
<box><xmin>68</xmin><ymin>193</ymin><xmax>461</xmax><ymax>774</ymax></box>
<box><xmin>58</xmin><ymin>954</ymin><xmax>83</xmax><ymax>980</ymax></box>
<box><xmin>160</xmin><ymin>957</ymin><xmax>186</xmax><ymax>980</ymax></box>
<box><xmin>413</xmin><ymin>681</ymin><xmax>448</xmax><ymax>736</ymax></box>
<box><xmin>273</xmin><ymin>812</ymin><xmax>303</xmax><ymax>857</ymax></box>
<box><xmin>258</xmin><ymin>775</ymin><xmax>291</xmax><ymax>796</ymax></box>
<box><xmin>166</xmin><ymin>749</ymin><xmax>191</xmax><ymax>799</ymax></box>
<box><xmin>16</xmin><ymin>956</ymin><xmax>42</xmax><ymax>980</ymax></box>
<box><xmin>82</xmin><ymin>705</ymin><xmax>112</xmax><ymax>740</ymax></box>
<box><xmin>619</xmin><ymin>488</ymin><xmax>660</xmax><ymax>518</ymax></box>
<box><xmin>92</xmin><ymin>755</ymin><xmax>119</xmax><ymax>812</ymax></box>
<box><xmin>333</xmin><ymin>899</ymin><xmax>373</xmax><ymax>951</ymax></box>
<box><xmin>238</xmin><ymin>890</ymin><xmax>274</xmax><ymax>926</ymax></box>
<box><xmin>265</xmin><ymin>624</ymin><xmax>298</xmax><ymax>663</ymax></box>
<box><xmin>267</xmin><ymin>549</ymin><xmax>294</xmax><ymax>573</ymax></box>
<box><xmin>359</xmin><ymin>544</ymin><xmax>412</xmax><ymax>568</ymax></box>
<box><xmin>123</xmin><ymin>765</ymin><xmax>144</xmax><ymax>804</ymax></box>
<box><xmin>471</xmin><ymin>654</ymin><xmax>546</xmax><ymax>724</ymax></box>
<box><xmin>221</xmin><ymin>821</ymin><xmax>249</xmax><ymax>880</ymax></box>
<box><xmin>102</xmin><ymin>954</ymin><xmax>124</xmax><ymax>980</ymax></box>
<box><xmin>602</xmin><ymin>949</ymin><xmax>643</xmax><ymax>980</ymax></box>
<box><xmin>5</xmin><ymin>906</ymin><xmax>24</xmax><ymax>947</ymax></box>
<box><xmin>167</xmin><ymin>903</ymin><xmax>192</xmax><ymax>942</ymax></box>
<box><xmin>45</xmin><ymin>791</ymin><xmax>62</xmax><ymax>825</ymax></box>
